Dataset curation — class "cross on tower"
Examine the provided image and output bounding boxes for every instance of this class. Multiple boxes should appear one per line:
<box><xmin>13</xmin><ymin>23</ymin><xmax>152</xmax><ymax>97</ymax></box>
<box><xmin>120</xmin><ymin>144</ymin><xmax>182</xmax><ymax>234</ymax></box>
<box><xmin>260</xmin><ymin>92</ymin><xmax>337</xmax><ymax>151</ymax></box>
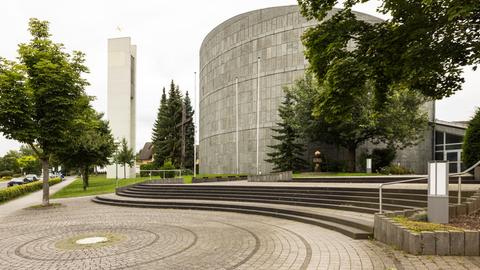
<box><xmin>175</xmin><ymin>103</ymin><xmax>192</xmax><ymax>168</ymax></box>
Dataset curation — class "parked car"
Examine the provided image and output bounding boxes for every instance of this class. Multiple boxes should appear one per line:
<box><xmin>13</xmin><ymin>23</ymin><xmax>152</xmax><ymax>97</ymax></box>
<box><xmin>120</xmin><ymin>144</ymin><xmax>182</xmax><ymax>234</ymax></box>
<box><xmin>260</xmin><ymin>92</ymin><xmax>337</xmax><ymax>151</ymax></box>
<box><xmin>24</xmin><ymin>174</ymin><xmax>38</xmax><ymax>183</ymax></box>
<box><xmin>7</xmin><ymin>177</ymin><xmax>28</xmax><ymax>187</ymax></box>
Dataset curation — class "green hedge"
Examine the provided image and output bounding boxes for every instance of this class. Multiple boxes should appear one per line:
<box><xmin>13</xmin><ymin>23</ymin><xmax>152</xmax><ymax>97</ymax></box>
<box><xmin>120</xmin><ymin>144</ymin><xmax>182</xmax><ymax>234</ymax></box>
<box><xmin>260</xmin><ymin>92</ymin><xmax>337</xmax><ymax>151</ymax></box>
<box><xmin>0</xmin><ymin>178</ymin><xmax>62</xmax><ymax>203</ymax></box>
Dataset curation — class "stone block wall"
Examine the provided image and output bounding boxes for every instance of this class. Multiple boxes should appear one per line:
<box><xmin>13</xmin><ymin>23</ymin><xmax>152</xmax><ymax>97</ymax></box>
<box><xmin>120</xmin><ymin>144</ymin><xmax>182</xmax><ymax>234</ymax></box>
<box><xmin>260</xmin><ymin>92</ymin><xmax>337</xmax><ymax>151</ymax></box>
<box><xmin>248</xmin><ymin>171</ymin><xmax>292</xmax><ymax>182</ymax></box>
<box><xmin>374</xmin><ymin>189</ymin><xmax>480</xmax><ymax>256</ymax></box>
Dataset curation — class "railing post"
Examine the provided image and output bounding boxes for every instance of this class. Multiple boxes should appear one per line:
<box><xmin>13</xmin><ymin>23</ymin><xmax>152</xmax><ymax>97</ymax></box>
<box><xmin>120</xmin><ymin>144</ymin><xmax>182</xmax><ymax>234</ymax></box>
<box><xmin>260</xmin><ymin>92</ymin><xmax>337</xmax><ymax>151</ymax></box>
<box><xmin>379</xmin><ymin>185</ymin><xmax>383</xmax><ymax>214</ymax></box>
<box><xmin>149</xmin><ymin>171</ymin><xmax>152</xmax><ymax>181</ymax></box>
<box><xmin>458</xmin><ymin>176</ymin><xmax>462</xmax><ymax>205</ymax></box>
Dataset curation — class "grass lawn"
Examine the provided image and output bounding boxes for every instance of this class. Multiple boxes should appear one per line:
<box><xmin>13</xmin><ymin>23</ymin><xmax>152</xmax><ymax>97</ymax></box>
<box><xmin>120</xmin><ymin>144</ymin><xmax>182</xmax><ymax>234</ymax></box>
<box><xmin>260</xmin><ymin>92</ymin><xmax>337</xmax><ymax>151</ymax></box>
<box><xmin>51</xmin><ymin>175</ymin><xmax>149</xmax><ymax>199</ymax></box>
<box><xmin>52</xmin><ymin>174</ymin><xmax>244</xmax><ymax>198</ymax></box>
<box><xmin>393</xmin><ymin>216</ymin><xmax>462</xmax><ymax>232</ymax></box>
<box><xmin>293</xmin><ymin>172</ymin><xmax>381</xmax><ymax>178</ymax></box>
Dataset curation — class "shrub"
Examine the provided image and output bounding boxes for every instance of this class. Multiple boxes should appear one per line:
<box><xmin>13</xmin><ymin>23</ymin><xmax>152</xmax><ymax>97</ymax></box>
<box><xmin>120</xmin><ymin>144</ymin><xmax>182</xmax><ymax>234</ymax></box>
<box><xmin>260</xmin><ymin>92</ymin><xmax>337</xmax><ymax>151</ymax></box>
<box><xmin>320</xmin><ymin>160</ymin><xmax>348</xmax><ymax>172</ymax></box>
<box><xmin>12</xmin><ymin>173</ymin><xmax>22</xmax><ymax>177</ymax></box>
<box><xmin>0</xmin><ymin>178</ymin><xmax>62</xmax><ymax>203</ymax></box>
<box><xmin>379</xmin><ymin>164</ymin><xmax>413</xmax><ymax>175</ymax></box>
<box><xmin>371</xmin><ymin>148</ymin><xmax>396</xmax><ymax>172</ymax></box>
<box><xmin>160</xmin><ymin>159</ymin><xmax>177</xmax><ymax>178</ymax></box>
<box><xmin>0</xmin><ymin>170</ymin><xmax>13</xmax><ymax>177</ymax></box>
<box><xmin>463</xmin><ymin>108</ymin><xmax>480</xmax><ymax>168</ymax></box>
<box><xmin>139</xmin><ymin>162</ymin><xmax>158</xmax><ymax>177</ymax></box>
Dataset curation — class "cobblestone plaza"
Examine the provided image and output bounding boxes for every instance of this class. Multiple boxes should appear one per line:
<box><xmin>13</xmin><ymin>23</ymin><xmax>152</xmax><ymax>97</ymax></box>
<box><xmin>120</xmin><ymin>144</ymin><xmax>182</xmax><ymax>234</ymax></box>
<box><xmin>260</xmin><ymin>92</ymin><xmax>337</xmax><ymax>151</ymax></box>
<box><xmin>1</xmin><ymin>197</ymin><xmax>479</xmax><ymax>269</ymax></box>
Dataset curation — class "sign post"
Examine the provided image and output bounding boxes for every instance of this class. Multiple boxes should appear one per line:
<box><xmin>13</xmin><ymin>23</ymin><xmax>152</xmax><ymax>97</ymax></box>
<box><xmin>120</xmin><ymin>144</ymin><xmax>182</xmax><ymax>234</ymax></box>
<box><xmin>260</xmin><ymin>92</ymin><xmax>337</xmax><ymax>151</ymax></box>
<box><xmin>428</xmin><ymin>161</ymin><xmax>449</xmax><ymax>224</ymax></box>
<box><xmin>366</xmin><ymin>158</ymin><xmax>372</xmax><ymax>174</ymax></box>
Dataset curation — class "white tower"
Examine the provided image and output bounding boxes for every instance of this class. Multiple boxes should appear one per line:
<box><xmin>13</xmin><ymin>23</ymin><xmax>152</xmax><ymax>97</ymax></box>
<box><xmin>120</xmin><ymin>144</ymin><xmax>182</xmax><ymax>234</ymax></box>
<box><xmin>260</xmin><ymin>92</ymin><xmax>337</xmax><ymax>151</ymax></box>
<box><xmin>106</xmin><ymin>37</ymin><xmax>136</xmax><ymax>179</ymax></box>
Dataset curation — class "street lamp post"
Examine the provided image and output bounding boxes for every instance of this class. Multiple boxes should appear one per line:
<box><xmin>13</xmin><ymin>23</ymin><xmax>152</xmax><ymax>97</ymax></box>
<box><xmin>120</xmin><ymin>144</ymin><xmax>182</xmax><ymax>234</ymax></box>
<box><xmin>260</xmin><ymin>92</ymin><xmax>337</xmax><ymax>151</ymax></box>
<box><xmin>256</xmin><ymin>56</ymin><xmax>261</xmax><ymax>175</ymax></box>
<box><xmin>193</xmin><ymin>71</ymin><xmax>197</xmax><ymax>178</ymax></box>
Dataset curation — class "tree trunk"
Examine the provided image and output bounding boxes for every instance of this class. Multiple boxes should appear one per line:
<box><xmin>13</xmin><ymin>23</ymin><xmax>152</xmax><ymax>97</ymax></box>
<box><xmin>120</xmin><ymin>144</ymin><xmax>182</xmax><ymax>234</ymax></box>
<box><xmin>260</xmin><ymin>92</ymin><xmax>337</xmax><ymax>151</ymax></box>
<box><xmin>347</xmin><ymin>147</ymin><xmax>357</xmax><ymax>172</ymax></box>
<box><xmin>86</xmin><ymin>167</ymin><xmax>89</xmax><ymax>187</ymax></box>
<box><xmin>82</xmin><ymin>166</ymin><xmax>89</xmax><ymax>191</ymax></box>
<box><xmin>124</xmin><ymin>163</ymin><xmax>126</xmax><ymax>179</ymax></box>
<box><xmin>41</xmin><ymin>158</ymin><xmax>50</xmax><ymax>206</ymax></box>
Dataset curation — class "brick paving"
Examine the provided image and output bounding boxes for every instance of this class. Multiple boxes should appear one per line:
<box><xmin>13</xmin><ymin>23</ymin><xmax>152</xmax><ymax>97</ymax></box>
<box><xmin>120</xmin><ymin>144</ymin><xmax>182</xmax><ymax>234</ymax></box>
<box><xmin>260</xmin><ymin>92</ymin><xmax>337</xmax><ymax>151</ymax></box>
<box><xmin>1</xmin><ymin>197</ymin><xmax>480</xmax><ymax>269</ymax></box>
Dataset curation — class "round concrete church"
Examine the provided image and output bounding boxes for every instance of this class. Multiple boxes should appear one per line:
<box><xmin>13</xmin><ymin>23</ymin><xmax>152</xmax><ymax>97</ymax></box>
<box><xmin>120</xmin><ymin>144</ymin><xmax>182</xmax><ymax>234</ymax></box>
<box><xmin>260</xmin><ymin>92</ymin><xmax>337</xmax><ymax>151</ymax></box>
<box><xmin>199</xmin><ymin>5</ymin><xmax>382</xmax><ymax>174</ymax></box>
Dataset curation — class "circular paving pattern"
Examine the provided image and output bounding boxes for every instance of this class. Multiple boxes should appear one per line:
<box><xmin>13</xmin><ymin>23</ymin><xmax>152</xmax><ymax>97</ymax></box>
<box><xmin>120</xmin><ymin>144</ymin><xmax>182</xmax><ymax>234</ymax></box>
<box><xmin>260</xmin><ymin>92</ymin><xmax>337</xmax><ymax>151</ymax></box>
<box><xmin>1</xmin><ymin>198</ymin><xmax>480</xmax><ymax>269</ymax></box>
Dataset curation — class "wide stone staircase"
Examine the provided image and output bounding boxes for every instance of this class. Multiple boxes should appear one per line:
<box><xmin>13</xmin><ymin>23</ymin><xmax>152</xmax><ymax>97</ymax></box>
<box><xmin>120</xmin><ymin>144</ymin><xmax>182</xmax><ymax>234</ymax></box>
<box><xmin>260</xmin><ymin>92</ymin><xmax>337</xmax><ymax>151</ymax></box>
<box><xmin>93</xmin><ymin>183</ymin><xmax>475</xmax><ymax>239</ymax></box>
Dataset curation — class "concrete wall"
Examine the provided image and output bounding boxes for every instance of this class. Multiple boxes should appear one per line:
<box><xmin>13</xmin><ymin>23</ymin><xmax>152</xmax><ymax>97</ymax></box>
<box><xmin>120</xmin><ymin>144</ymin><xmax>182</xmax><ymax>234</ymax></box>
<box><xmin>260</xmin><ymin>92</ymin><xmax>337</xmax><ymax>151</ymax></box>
<box><xmin>199</xmin><ymin>5</ymin><xmax>382</xmax><ymax>174</ymax></box>
<box><xmin>106</xmin><ymin>37</ymin><xmax>137</xmax><ymax>179</ymax></box>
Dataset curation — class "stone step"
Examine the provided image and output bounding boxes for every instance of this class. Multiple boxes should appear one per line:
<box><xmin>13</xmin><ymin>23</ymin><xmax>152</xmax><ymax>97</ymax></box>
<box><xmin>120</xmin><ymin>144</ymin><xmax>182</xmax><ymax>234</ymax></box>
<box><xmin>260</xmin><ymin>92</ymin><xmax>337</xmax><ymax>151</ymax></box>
<box><xmin>126</xmin><ymin>187</ymin><xmax>470</xmax><ymax>203</ymax></box>
<box><xmin>291</xmin><ymin>176</ymin><xmax>476</xmax><ymax>184</ymax></box>
<box><xmin>116</xmin><ymin>191</ymin><xmax>415</xmax><ymax>213</ymax></box>
<box><xmin>133</xmin><ymin>184</ymin><xmax>475</xmax><ymax>196</ymax></box>
<box><xmin>92</xmin><ymin>195</ymin><xmax>373</xmax><ymax>239</ymax></box>
<box><xmin>118</xmin><ymin>189</ymin><xmax>429</xmax><ymax>208</ymax></box>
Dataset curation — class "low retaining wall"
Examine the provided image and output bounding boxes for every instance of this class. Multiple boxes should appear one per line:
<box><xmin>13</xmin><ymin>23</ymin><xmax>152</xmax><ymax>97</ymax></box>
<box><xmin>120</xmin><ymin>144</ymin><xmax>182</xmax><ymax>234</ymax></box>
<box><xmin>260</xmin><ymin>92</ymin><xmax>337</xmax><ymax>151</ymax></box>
<box><xmin>192</xmin><ymin>176</ymin><xmax>247</xmax><ymax>183</ymax></box>
<box><xmin>143</xmin><ymin>178</ymin><xmax>184</xmax><ymax>184</ymax></box>
<box><xmin>374</xmin><ymin>189</ymin><xmax>480</xmax><ymax>256</ymax></box>
<box><xmin>248</xmin><ymin>171</ymin><xmax>292</xmax><ymax>182</ymax></box>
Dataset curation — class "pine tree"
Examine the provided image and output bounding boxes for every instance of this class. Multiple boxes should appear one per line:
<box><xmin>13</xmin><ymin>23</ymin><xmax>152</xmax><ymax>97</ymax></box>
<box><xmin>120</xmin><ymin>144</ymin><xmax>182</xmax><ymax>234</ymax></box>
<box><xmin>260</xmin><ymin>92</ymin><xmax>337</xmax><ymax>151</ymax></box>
<box><xmin>184</xmin><ymin>91</ymin><xmax>195</xmax><ymax>170</ymax></box>
<box><xmin>265</xmin><ymin>91</ymin><xmax>306</xmax><ymax>172</ymax></box>
<box><xmin>151</xmin><ymin>88</ymin><xmax>169</xmax><ymax>167</ymax></box>
<box><xmin>165</xmin><ymin>80</ymin><xmax>183</xmax><ymax>167</ymax></box>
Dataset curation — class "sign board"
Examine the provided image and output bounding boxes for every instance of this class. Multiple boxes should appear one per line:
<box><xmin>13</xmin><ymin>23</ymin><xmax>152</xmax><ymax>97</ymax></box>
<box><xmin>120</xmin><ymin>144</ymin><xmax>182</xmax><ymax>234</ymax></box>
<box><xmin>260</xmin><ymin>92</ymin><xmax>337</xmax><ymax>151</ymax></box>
<box><xmin>366</xmin><ymin>158</ymin><xmax>372</xmax><ymax>173</ymax></box>
<box><xmin>427</xmin><ymin>161</ymin><xmax>449</xmax><ymax>224</ymax></box>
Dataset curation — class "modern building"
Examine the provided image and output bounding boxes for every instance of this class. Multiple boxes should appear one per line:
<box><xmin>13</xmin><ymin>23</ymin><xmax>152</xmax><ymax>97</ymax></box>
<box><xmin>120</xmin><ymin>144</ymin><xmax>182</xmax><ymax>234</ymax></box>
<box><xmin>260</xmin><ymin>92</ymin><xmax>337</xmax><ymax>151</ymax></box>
<box><xmin>106</xmin><ymin>37</ymin><xmax>137</xmax><ymax>179</ymax></box>
<box><xmin>199</xmin><ymin>5</ymin><xmax>467</xmax><ymax>175</ymax></box>
<box><xmin>199</xmin><ymin>6</ymin><xmax>380</xmax><ymax>174</ymax></box>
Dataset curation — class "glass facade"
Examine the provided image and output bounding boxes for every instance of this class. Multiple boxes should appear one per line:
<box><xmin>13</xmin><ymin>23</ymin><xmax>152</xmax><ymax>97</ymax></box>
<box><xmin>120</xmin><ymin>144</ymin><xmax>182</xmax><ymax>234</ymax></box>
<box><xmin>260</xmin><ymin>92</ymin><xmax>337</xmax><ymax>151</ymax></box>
<box><xmin>434</xmin><ymin>131</ymin><xmax>464</xmax><ymax>173</ymax></box>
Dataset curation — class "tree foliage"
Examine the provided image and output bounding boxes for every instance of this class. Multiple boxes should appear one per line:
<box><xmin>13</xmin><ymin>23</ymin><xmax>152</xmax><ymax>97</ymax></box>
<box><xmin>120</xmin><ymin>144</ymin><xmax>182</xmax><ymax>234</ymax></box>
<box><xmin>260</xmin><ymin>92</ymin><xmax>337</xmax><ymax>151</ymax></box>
<box><xmin>183</xmin><ymin>91</ymin><xmax>195</xmax><ymax>170</ymax></box>
<box><xmin>115</xmin><ymin>138</ymin><xmax>135</xmax><ymax>179</ymax></box>
<box><xmin>151</xmin><ymin>81</ymin><xmax>194</xmax><ymax>169</ymax></box>
<box><xmin>286</xmin><ymin>72</ymin><xmax>428</xmax><ymax>171</ymax></box>
<box><xmin>298</xmin><ymin>0</ymin><xmax>480</xmax><ymax>101</ymax></box>
<box><xmin>152</xmin><ymin>88</ymin><xmax>170</xmax><ymax>167</ymax></box>
<box><xmin>463</xmin><ymin>108</ymin><xmax>480</xmax><ymax>168</ymax></box>
<box><xmin>0</xmin><ymin>18</ymin><xmax>89</xmax><ymax>205</ymax></box>
<box><xmin>266</xmin><ymin>90</ymin><xmax>306</xmax><ymax>172</ymax></box>
<box><xmin>58</xmin><ymin>108</ymin><xmax>116</xmax><ymax>190</ymax></box>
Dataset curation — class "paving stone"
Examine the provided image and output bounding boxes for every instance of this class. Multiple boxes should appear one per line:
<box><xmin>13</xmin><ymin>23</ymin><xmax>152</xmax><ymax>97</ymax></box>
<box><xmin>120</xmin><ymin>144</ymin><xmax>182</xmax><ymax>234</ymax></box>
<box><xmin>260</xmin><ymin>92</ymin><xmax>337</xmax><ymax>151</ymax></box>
<box><xmin>409</xmin><ymin>232</ymin><xmax>422</xmax><ymax>255</ymax></box>
<box><xmin>395</xmin><ymin>225</ymin><xmax>406</xmax><ymax>250</ymax></box>
<box><xmin>0</xmin><ymin>196</ymin><xmax>478</xmax><ymax>269</ymax></box>
<box><xmin>421</xmin><ymin>231</ymin><xmax>436</xmax><ymax>255</ymax></box>
<box><xmin>464</xmin><ymin>230</ymin><xmax>479</xmax><ymax>256</ymax></box>
<box><xmin>450</xmin><ymin>231</ymin><xmax>465</xmax><ymax>256</ymax></box>
<box><xmin>436</xmin><ymin>231</ymin><xmax>450</xmax><ymax>256</ymax></box>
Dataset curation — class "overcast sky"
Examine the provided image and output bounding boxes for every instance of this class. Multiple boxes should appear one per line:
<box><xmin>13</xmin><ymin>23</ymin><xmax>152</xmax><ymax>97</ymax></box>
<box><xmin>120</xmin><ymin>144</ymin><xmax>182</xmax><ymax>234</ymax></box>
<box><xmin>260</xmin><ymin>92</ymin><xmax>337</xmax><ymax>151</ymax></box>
<box><xmin>0</xmin><ymin>0</ymin><xmax>478</xmax><ymax>155</ymax></box>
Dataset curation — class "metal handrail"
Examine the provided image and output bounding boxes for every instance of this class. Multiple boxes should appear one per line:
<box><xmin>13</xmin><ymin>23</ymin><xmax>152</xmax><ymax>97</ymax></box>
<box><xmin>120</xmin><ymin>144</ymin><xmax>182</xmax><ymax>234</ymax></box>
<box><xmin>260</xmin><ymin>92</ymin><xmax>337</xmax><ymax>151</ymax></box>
<box><xmin>378</xmin><ymin>160</ymin><xmax>480</xmax><ymax>213</ymax></box>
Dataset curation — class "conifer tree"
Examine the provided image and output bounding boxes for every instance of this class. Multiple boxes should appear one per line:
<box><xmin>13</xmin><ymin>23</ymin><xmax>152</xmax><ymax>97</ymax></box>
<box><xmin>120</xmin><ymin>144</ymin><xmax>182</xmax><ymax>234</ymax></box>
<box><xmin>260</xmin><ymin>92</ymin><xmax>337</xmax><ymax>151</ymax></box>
<box><xmin>151</xmin><ymin>88</ymin><xmax>169</xmax><ymax>167</ymax></box>
<box><xmin>166</xmin><ymin>80</ymin><xmax>184</xmax><ymax>167</ymax></box>
<box><xmin>184</xmin><ymin>91</ymin><xmax>195</xmax><ymax>170</ymax></box>
<box><xmin>266</xmin><ymin>90</ymin><xmax>306</xmax><ymax>172</ymax></box>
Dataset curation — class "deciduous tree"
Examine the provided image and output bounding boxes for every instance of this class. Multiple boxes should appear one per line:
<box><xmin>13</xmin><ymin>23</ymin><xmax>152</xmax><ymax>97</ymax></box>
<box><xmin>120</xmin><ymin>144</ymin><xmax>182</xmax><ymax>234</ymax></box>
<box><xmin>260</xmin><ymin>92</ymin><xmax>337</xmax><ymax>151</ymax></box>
<box><xmin>463</xmin><ymin>108</ymin><xmax>480</xmax><ymax>168</ymax></box>
<box><xmin>298</xmin><ymin>0</ymin><xmax>480</xmax><ymax>101</ymax></box>
<box><xmin>0</xmin><ymin>18</ymin><xmax>88</xmax><ymax>205</ymax></box>
<box><xmin>115</xmin><ymin>138</ymin><xmax>135</xmax><ymax>179</ymax></box>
